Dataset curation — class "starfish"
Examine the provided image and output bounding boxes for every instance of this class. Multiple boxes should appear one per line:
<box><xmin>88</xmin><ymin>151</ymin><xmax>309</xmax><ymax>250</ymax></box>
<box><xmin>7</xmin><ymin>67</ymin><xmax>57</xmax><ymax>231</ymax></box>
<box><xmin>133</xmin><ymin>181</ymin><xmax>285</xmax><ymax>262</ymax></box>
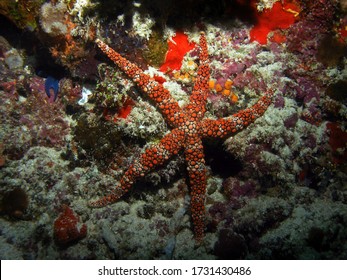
<box><xmin>91</xmin><ymin>32</ymin><xmax>274</xmax><ymax>242</ymax></box>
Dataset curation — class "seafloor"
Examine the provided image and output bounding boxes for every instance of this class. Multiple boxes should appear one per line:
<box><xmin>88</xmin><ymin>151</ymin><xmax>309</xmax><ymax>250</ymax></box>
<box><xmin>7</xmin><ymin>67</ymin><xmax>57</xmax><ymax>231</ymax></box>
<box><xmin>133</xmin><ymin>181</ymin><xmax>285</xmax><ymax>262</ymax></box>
<box><xmin>0</xmin><ymin>0</ymin><xmax>346</xmax><ymax>259</ymax></box>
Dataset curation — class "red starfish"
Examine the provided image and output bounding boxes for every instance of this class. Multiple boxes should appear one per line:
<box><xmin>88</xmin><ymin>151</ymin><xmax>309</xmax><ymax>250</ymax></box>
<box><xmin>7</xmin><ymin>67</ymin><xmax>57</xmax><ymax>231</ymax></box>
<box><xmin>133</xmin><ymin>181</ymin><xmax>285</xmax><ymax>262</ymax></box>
<box><xmin>91</xmin><ymin>32</ymin><xmax>274</xmax><ymax>242</ymax></box>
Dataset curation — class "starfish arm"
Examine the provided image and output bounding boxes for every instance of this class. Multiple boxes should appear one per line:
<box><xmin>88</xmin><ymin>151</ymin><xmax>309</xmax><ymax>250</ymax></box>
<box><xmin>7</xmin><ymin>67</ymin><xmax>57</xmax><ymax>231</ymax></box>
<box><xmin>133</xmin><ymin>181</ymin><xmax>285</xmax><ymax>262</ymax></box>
<box><xmin>89</xmin><ymin>128</ymin><xmax>185</xmax><ymax>207</ymax></box>
<box><xmin>184</xmin><ymin>135</ymin><xmax>207</xmax><ymax>242</ymax></box>
<box><xmin>184</xmin><ymin>32</ymin><xmax>210</xmax><ymax>122</ymax></box>
<box><xmin>96</xmin><ymin>39</ymin><xmax>185</xmax><ymax>128</ymax></box>
<box><xmin>200</xmin><ymin>90</ymin><xmax>275</xmax><ymax>138</ymax></box>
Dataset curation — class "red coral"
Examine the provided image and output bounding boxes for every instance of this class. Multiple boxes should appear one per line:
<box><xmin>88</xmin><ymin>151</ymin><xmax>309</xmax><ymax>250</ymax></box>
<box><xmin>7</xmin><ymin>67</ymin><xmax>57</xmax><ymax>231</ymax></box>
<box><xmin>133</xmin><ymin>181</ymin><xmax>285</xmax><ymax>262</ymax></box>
<box><xmin>103</xmin><ymin>97</ymin><xmax>135</xmax><ymax>122</ymax></box>
<box><xmin>53</xmin><ymin>205</ymin><xmax>87</xmax><ymax>246</ymax></box>
<box><xmin>153</xmin><ymin>75</ymin><xmax>166</xmax><ymax>84</ymax></box>
<box><xmin>250</xmin><ymin>0</ymin><xmax>300</xmax><ymax>45</ymax></box>
<box><xmin>117</xmin><ymin>98</ymin><xmax>134</xmax><ymax>119</ymax></box>
<box><xmin>337</xmin><ymin>17</ymin><xmax>347</xmax><ymax>43</ymax></box>
<box><xmin>269</xmin><ymin>30</ymin><xmax>287</xmax><ymax>44</ymax></box>
<box><xmin>159</xmin><ymin>32</ymin><xmax>196</xmax><ymax>73</ymax></box>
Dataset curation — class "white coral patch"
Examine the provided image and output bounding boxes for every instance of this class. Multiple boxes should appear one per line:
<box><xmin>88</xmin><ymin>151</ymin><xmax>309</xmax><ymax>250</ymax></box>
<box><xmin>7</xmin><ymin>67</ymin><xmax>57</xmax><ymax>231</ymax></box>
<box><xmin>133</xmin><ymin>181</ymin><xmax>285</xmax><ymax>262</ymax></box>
<box><xmin>131</xmin><ymin>12</ymin><xmax>155</xmax><ymax>40</ymax></box>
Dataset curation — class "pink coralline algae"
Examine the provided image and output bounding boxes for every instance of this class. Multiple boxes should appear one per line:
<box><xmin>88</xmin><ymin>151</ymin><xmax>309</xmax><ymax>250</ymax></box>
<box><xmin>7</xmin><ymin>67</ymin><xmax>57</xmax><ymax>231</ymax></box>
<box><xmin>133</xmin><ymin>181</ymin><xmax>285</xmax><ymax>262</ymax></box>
<box><xmin>223</xmin><ymin>177</ymin><xmax>257</xmax><ymax>202</ymax></box>
<box><xmin>286</xmin><ymin>0</ymin><xmax>338</xmax><ymax>56</ymax></box>
<box><xmin>0</xmin><ymin>74</ymin><xmax>70</xmax><ymax>160</ymax></box>
<box><xmin>295</xmin><ymin>77</ymin><xmax>321</xmax><ymax>104</ymax></box>
<box><xmin>274</xmin><ymin>94</ymin><xmax>285</xmax><ymax>109</ymax></box>
<box><xmin>283</xmin><ymin>113</ymin><xmax>299</xmax><ymax>129</ymax></box>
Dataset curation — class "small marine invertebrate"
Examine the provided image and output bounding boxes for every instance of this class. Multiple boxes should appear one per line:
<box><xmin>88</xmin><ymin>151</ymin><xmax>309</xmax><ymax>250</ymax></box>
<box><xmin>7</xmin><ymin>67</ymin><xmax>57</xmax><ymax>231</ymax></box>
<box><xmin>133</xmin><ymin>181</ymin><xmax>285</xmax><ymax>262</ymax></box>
<box><xmin>209</xmin><ymin>78</ymin><xmax>239</xmax><ymax>101</ymax></box>
<box><xmin>91</xmin><ymin>32</ymin><xmax>274</xmax><ymax>242</ymax></box>
<box><xmin>53</xmin><ymin>205</ymin><xmax>87</xmax><ymax>246</ymax></box>
<box><xmin>45</xmin><ymin>76</ymin><xmax>59</xmax><ymax>102</ymax></box>
<box><xmin>78</xmin><ymin>87</ymin><xmax>92</xmax><ymax>106</ymax></box>
<box><xmin>173</xmin><ymin>59</ymin><xmax>198</xmax><ymax>84</ymax></box>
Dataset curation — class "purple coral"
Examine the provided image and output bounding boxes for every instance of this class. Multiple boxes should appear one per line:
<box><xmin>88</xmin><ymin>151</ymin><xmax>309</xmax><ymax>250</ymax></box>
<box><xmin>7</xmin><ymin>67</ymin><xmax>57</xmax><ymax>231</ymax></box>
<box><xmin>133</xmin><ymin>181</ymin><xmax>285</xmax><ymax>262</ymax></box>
<box><xmin>223</xmin><ymin>177</ymin><xmax>257</xmax><ymax>202</ymax></box>
<box><xmin>284</xmin><ymin>113</ymin><xmax>298</xmax><ymax>129</ymax></box>
<box><xmin>295</xmin><ymin>77</ymin><xmax>320</xmax><ymax>103</ymax></box>
<box><xmin>274</xmin><ymin>94</ymin><xmax>285</xmax><ymax>108</ymax></box>
<box><xmin>287</xmin><ymin>0</ymin><xmax>337</xmax><ymax>57</ymax></box>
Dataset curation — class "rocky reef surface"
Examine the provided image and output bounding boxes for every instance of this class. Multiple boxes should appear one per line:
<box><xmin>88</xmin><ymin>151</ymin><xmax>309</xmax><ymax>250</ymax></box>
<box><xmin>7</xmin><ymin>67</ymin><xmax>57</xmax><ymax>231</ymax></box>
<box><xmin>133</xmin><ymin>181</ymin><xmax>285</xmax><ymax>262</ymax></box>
<box><xmin>0</xmin><ymin>0</ymin><xmax>346</xmax><ymax>259</ymax></box>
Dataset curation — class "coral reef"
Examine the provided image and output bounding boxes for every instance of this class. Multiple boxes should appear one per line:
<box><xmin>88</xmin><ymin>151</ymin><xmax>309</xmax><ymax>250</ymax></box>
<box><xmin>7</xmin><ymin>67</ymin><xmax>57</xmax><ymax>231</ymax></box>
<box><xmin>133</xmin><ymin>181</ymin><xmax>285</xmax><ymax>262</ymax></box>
<box><xmin>0</xmin><ymin>0</ymin><xmax>346</xmax><ymax>260</ymax></box>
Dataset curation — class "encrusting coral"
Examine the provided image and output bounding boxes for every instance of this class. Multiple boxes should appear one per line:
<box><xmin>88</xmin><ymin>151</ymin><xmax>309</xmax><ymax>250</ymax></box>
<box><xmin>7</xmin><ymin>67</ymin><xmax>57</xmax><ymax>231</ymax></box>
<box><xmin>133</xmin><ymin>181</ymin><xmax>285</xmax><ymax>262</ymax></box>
<box><xmin>90</xmin><ymin>32</ymin><xmax>274</xmax><ymax>242</ymax></box>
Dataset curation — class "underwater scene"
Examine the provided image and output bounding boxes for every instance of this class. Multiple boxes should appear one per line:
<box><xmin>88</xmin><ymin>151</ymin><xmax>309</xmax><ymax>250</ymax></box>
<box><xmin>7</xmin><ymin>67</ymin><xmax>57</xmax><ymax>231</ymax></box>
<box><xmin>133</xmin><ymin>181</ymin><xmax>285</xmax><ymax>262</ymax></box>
<box><xmin>0</xmin><ymin>0</ymin><xmax>346</xmax><ymax>260</ymax></box>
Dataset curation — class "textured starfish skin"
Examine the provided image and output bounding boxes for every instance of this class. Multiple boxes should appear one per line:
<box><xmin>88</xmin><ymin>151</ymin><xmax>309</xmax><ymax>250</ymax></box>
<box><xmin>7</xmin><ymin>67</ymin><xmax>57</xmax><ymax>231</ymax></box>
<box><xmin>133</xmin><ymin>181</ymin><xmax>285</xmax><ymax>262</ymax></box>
<box><xmin>91</xmin><ymin>33</ymin><xmax>274</xmax><ymax>242</ymax></box>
